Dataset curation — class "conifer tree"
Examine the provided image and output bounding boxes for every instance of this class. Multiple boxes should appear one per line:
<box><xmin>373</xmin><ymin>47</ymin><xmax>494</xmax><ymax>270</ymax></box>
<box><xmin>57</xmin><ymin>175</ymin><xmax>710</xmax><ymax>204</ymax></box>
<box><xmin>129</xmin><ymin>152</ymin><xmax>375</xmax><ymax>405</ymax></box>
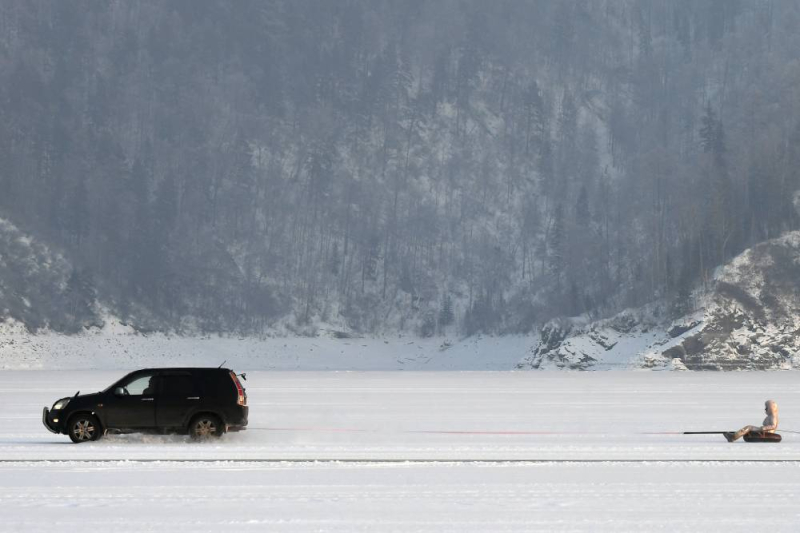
<box><xmin>549</xmin><ymin>204</ymin><xmax>566</xmax><ymax>285</ymax></box>
<box><xmin>439</xmin><ymin>294</ymin><xmax>454</xmax><ymax>328</ymax></box>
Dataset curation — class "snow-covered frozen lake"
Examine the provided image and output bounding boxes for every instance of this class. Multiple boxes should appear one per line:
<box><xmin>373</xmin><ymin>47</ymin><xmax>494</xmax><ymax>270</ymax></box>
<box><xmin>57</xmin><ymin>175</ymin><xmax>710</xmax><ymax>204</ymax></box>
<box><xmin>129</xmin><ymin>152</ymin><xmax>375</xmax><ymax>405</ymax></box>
<box><xmin>3</xmin><ymin>371</ymin><xmax>800</xmax><ymax>531</ymax></box>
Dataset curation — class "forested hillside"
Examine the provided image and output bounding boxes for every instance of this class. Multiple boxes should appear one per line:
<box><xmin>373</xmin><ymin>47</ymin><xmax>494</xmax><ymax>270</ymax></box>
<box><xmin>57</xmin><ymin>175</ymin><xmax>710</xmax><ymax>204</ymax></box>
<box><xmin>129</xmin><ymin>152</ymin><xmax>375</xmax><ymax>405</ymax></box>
<box><xmin>1</xmin><ymin>1</ymin><xmax>800</xmax><ymax>335</ymax></box>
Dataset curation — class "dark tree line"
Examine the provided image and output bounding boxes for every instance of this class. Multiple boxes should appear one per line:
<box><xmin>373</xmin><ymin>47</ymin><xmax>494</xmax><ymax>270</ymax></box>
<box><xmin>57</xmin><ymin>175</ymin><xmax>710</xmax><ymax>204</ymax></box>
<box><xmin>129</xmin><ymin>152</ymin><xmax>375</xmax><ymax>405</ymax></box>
<box><xmin>1</xmin><ymin>0</ymin><xmax>800</xmax><ymax>335</ymax></box>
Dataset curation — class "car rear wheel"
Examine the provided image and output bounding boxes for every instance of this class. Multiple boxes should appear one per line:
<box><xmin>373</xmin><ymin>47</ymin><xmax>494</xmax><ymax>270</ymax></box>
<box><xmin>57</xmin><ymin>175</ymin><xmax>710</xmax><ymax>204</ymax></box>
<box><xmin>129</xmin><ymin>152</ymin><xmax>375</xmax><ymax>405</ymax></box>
<box><xmin>67</xmin><ymin>414</ymin><xmax>102</xmax><ymax>444</ymax></box>
<box><xmin>189</xmin><ymin>414</ymin><xmax>223</xmax><ymax>440</ymax></box>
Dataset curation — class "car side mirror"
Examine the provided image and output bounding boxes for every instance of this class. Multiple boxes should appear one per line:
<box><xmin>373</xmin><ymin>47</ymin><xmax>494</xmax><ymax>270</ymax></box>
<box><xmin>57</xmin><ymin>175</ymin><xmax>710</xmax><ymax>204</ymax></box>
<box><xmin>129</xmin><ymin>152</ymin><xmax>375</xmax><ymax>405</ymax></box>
<box><xmin>114</xmin><ymin>387</ymin><xmax>125</xmax><ymax>396</ymax></box>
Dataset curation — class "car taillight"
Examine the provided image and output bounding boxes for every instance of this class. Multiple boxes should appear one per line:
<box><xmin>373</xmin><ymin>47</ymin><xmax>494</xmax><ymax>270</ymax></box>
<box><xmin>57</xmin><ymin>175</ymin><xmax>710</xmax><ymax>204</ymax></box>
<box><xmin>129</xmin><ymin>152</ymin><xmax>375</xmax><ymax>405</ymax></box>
<box><xmin>230</xmin><ymin>372</ymin><xmax>246</xmax><ymax>406</ymax></box>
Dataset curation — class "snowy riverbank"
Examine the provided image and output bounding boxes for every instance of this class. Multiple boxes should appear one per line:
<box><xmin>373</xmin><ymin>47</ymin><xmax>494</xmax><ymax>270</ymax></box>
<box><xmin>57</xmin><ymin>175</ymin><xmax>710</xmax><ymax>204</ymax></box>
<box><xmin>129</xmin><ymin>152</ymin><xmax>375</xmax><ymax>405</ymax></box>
<box><xmin>0</xmin><ymin>318</ymin><xmax>534</xmax><ymax>371</ymax></box>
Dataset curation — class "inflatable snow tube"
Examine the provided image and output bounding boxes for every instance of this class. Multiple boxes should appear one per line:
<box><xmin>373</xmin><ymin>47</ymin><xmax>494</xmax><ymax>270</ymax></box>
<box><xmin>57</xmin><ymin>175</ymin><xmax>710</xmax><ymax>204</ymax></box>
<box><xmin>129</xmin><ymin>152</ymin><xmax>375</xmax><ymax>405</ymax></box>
<box><xmin>743</xmin><ymin>432</ymin><xmax>782</xmax><ymax>443</ymax></box>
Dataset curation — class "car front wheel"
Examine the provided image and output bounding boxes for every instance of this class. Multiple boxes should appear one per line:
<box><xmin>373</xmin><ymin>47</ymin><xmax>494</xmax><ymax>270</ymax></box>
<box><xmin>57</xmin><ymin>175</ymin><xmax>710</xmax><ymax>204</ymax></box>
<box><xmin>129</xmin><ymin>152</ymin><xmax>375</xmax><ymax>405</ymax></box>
<box><xmin>189</xmin><ymin>414</ymin><xmax>224</xmax><ymax>440</ymax></box>
<box><xmin>67</xmin><ymin>414</ymin><xmax>102</xmax><ymax>444</ymax></box>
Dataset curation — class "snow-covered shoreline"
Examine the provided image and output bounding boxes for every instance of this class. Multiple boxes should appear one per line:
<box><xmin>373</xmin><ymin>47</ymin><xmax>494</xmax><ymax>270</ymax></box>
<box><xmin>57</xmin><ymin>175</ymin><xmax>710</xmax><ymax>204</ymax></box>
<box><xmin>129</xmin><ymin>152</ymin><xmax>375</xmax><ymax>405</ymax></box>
<box><xmin>0</xmin><ymin>318</ymin><xmax>535</xmax><ymax>371</ymax></box>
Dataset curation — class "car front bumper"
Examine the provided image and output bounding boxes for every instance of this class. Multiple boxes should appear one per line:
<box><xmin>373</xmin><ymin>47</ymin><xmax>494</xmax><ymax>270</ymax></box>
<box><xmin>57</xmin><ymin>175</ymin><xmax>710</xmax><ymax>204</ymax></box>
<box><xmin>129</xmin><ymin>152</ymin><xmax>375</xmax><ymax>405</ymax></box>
<box><xmin>42</xmin><ymin>407</ymin><xmax>62</xmax><ymax>434</ymax></box>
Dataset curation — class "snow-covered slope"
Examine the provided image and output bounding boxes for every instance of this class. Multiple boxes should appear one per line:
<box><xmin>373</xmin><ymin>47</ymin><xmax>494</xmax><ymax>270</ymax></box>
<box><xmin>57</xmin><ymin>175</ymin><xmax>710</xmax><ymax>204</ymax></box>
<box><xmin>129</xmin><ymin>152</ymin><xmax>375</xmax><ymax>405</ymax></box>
<box><xmin>518</xmin><ymin>231</ymin><xmax>800</xmax><ymax>371</ymax></box>
<box><xmin>5</xmin><ymin>230</ymin><xmax>800</xmax><ymax>372</ymax></box>
<box><xmin>0</xmin><ymin>217</ymin><xmax>104</xmax><ymax>335</ymax></box>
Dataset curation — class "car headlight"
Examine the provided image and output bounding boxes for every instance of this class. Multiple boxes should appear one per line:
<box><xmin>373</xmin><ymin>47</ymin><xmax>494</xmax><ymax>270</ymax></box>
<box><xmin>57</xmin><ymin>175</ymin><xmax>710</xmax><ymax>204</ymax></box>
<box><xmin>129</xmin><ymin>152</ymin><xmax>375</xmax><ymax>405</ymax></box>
<box><xmin>53</xmin><ymin>398</ymin><xmax>71</xmax><ymax>410</ymax></box>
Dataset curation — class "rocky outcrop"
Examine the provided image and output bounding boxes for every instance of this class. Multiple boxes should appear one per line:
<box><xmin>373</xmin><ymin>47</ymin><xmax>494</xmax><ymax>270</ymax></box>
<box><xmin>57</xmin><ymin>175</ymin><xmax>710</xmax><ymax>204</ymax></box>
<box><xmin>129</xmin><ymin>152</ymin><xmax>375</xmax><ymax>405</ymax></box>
<box><xmin>660</xmin><ymin>233</ymin><xmax>800</xmax><ymax>370</ymax></box>
<box><xmin>517</xmin><ymin>309</ymin><xmax>672</xmax><ymax>370</ymax></box>
<box><xmin>518</xmin><ymin>232</ymin><xmax>800</xmax><ymax>371</ymax></box>
<box><xmin>667</xmin><ymin>319</ymin><xmax>701</xmax><ymax>338</ymax></box>
<box><xmin>518</xmin><ymin>318</ymin><xmax>588</xmax><ymax>369</ymax></box>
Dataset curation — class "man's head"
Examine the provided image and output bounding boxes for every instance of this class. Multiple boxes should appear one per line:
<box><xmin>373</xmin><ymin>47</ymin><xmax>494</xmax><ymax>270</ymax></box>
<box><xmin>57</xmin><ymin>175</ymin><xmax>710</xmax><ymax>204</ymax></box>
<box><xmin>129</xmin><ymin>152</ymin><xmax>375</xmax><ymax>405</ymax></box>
<box><xmin>765</xmin><ymin>400</ymin><xmax>778</xmax><ymax>415</ymax></box>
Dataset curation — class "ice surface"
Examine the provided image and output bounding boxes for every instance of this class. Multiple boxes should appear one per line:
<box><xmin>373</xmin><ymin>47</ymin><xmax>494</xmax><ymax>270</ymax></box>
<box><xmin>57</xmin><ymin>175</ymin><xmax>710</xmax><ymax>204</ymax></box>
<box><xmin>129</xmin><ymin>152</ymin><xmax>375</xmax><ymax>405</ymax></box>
<box><xmin>5</xmin><ymin>460</ymin><xmax>800</xmax><ymax>532</ymax></box>
<box><xmin>3</xmin><ymin>371</ymin><xmax>800</xmax><ymax>531</ymax></box>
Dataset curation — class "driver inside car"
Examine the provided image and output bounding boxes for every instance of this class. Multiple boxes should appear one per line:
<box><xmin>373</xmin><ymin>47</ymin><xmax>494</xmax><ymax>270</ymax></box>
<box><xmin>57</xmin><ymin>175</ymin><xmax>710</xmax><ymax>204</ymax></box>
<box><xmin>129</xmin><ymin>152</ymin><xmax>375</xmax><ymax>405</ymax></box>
<box><xmin>141</xmin><ymin>376</ymin><xmax>157</xmax><ymax>396</ymax></box>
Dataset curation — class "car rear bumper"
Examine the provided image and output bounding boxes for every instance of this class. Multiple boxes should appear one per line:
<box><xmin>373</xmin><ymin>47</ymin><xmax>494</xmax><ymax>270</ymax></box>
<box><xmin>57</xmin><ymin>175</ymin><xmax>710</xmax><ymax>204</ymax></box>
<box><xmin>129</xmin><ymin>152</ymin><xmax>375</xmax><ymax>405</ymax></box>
<box><xmin>226</xmin><ymin>406</ymin><xmax>248</xmax><ymax>432</ymax></box>
<box><xmin>42</xmin><ymin>407</ymin><xmax>61</xmax><ymax>434</ymax></box>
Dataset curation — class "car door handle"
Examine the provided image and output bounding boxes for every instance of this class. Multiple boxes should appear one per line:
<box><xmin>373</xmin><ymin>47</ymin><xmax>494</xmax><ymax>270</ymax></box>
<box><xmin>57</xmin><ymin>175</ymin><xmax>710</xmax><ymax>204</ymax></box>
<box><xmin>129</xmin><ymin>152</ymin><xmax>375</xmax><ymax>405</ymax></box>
<box><xmin>141</xmin><ymin>398</ymin><xmax>154</xmax><ymax>401</ymax></box>
<box><xmin>187</xmin><ymin>397</ymin><xmax>200</xmax><ymax>400</ymax></box>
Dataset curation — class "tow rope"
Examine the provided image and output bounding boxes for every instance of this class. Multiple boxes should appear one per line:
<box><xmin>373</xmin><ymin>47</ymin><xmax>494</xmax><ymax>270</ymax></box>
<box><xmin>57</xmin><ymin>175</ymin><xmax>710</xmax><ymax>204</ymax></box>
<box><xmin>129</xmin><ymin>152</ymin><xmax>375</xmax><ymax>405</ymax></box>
<box><xmin>247</xmin><ymin>427</ymin><xmax>574</xmax><ymax>435</ymax></box>
<box><xmin>243</xmin><ymin>426</ymin><xmax>800</xmax><ymax>437</ymax></box>
<box><xmin>245</xmin><ymin>427</ymin><xmax>737</xmax><ymax>436</ymax></box>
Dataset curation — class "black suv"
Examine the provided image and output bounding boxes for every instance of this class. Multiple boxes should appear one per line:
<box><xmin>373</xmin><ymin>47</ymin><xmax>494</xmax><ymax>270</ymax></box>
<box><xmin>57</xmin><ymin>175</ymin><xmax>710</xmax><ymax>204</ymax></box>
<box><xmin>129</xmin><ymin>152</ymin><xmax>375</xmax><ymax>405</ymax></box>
<box><xmin>43</xmin><ymin>367</ymin><xmax>248</xmax><ymax>443</ymax></box>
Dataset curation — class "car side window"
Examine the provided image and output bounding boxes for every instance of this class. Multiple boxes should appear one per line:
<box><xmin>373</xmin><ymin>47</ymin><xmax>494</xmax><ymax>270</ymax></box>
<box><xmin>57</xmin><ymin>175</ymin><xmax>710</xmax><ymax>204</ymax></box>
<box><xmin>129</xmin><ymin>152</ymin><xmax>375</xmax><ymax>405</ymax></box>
<box><xmin>160</xmin><ymin>375</ymin><xmax>198</xmax><ymax>397</ymax></box>
<box><xmin>120</xmin><ymin>373</ymin><xmax>158</xmax><ymax>396</ymax></box>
